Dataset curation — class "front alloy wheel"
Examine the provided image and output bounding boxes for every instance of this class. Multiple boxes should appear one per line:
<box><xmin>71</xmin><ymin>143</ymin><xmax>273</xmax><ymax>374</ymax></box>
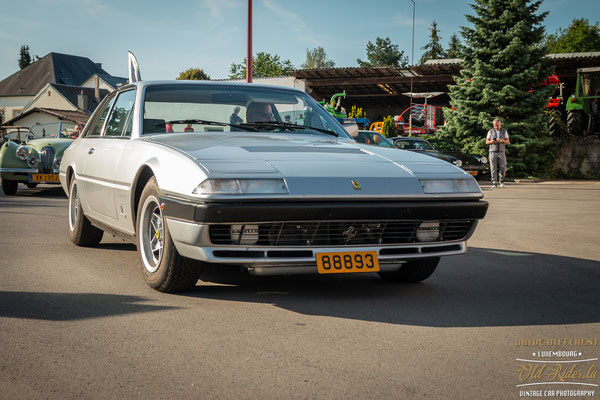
<box><xmin>136</xmin><ymin>177</ymin><xmax>201</xmax><ymax>292</ymax></box>
<box><xmin>139</xmin><ymin>196</ymin><xmax>165</xmax><ymax>273</ymax></box>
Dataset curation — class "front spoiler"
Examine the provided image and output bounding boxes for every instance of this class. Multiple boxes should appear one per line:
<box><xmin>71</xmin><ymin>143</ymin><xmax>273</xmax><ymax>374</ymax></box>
<box><xmin>161</xmin><ymin>197</ymin><xmax>489</xmax><ymax>223</ymax></box>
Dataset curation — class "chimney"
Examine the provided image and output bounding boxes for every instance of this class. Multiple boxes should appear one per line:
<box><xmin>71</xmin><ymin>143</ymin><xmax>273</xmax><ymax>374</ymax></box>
<box><xmin>94</xmin><ymin>75</ymin><xmax>100</xmax><ymax>103</ymax></box>
<box><xmin>77</xmin><ymin>90</ymin><xmax>88</xmax><ymax>111</ymax></box>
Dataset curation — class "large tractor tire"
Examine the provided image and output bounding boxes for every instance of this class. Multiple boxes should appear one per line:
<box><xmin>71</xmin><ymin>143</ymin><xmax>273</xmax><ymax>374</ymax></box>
<box><xmin>567</xmin><ymin>110</ymin><xmax>583</xmax><ymax>136</ymax></box>
<box><xmin>548</xmin><ymin>109</ymin><xmax>565</xmax><ymax>136</ymax></box>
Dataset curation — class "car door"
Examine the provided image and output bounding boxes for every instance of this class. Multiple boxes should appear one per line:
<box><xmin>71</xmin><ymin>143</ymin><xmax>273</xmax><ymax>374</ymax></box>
<box><xmin>81</xmin><ymin>89</ymin><xmax>136</xmax><ymax>223</ymax></box>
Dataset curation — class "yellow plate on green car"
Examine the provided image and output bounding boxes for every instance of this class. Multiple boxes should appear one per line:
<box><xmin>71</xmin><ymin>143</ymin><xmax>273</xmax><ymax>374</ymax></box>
<box><xmin>29</xmin><ymin>174</ymin><xmax>59</xmax><ymax>182</ymax></box>
<box><xmin>316</xmin><ymin>251</ymin><xmax>380</xmax><ymax>274</ymax></box>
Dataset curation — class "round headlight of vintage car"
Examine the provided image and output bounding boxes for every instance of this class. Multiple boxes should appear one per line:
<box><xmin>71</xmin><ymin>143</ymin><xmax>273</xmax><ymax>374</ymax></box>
<box><xmin>16</xmin><ymin>145</ymin><xmax>31</xmax><ymax>161</ymax></box>
<box><xmin>27</xmin><ymin>156</ymin><xmax>39</xmax><ymax>168</ymax></box>
<box><xmin>452</xmin><ymin>159</ymin><xmax>463</xmax><ymax>168</ymax></box>
<box><xmin>53</xmin><ymin>156</ymin><xmax>62</xmax><ymax>170</ymax></box>
<box><xmin>480</xmin><ymin>156</ymin><xmax>488</xmax><ymax>164</ymax></box>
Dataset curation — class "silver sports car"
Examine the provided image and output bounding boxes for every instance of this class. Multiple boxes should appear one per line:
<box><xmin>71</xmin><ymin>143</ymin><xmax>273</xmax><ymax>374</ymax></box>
<box><xmin>60</xmin><ymin>81</ymin><xmax>488</xmax><ymax>292</ymax></box>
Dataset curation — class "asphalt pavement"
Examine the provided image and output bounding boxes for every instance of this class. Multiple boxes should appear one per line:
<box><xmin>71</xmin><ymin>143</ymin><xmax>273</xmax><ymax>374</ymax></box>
<box><xmin>1</xmin><ymin>181</ymin><xmax>599</xmax><ymax>399</ymax></box>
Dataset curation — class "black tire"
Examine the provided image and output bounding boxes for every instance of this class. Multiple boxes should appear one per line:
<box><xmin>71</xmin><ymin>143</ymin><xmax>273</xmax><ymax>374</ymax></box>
<box><xmin>567</xmin><ymin>110</ymin><xmax>583</xmax><ymax>136</ymax></box>
<box><xmin>67</xmin><ymin>177</ymin><xmax>104</xmax><ymax>247</ymax></box>
<box><xmin>136</xmin><ymin>177</ymin><xmax>202</xmax><ymax>293</ymax></box>
<box><xmin>378</xmin><ymin>257</ymin><xmax>440</xmax><ymax>283</ymax></box>
<box><xmin>26</xmin><ymin>182</ymin><xmax>38</xmax><ymax>189</ymax></box>
<box><xmin>548</xmin><ymin>108</ymin><xmax>565</xmax><ymax>136</ymax></box>
<box><xmin>1</xmin><ymin>179</ymin><xmax>18</xmax><ymax>195</ymax></box>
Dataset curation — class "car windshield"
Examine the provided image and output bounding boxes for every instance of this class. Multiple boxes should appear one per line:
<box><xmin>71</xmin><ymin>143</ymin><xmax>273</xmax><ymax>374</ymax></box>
<box><xmin>395</xmin><ymin>139</ymin><xmax>435</xmax><ymax>151</ymax></box>
<box><xmin>142</xmin><ymin>84</ymin><xmax>349</xmax><ymax>138</ymax></box>
<box><xmin>27</xmin><ymin>122</ymin><xmax>76</xmax><ymax>141</ymax></box>
<box><xmin>428</xmin><ymin>139</ymin><xmax>460</xmax><ymax>152</ymax></box>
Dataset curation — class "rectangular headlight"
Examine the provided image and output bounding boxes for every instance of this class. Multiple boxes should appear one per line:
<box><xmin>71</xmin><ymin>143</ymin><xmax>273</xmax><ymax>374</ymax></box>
<box><xmin>420</xmin><ymin>179</ymin><xmax>481</xmax><ymax>194</ymax></box>
<box><xmin>194</xmin><ymin>179</ymin><xmax>288</xmax><ymax>195</ymax></box>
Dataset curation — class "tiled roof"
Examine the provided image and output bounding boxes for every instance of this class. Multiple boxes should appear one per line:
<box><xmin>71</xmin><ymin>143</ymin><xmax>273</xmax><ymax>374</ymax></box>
<box><xmin>0</xmin><ymin>52</ymin><xmax>112</xmax><ymax>96</ymax></box>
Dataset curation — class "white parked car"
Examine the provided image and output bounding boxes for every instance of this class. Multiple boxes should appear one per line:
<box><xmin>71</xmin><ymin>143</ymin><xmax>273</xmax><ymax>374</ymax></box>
<box><xmin>60</xmin><ymin>81</ymin><xmax>488</xmax><ymax>292</ymax></box>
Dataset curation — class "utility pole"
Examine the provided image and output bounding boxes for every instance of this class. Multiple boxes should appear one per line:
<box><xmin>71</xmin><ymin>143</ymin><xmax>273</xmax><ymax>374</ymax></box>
<box><xmin>246</xmin><ymin>0</ymin><xmax>253</xmax><ymax>83</ymax></box>
<box><xmin>409</xmin><ymin>0</ymin><xmax>415</xmax><ymax>134</ymax></box>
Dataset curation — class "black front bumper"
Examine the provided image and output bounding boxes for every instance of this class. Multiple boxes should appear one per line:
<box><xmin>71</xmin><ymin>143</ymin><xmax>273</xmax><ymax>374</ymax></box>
<box><xmin>160</xmin><ymin>197</ymin><xmax>489</xmax><ymax>223</ymax></box>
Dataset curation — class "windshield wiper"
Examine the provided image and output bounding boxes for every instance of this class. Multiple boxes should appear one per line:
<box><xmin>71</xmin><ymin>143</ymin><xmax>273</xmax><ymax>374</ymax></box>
<box><xmin>166</xmin><ymin>119</ymin><xmax>259</xmax><ymax>132</ymax></box>
<box><xmin>240</xmin><ymin>121</ymin><xmax>339</xmax><ymax>137</ymax></box>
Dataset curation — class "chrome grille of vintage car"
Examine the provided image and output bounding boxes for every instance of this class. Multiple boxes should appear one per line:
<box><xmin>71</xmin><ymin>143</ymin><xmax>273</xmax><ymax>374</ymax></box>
<box><xmin>209</xmin><ymin>220</ymin><xmax>475</xmax><ymax>246</ymax></box>
<box><xmin>39</xmin><ymin>146</ymin><xmax>55</xmax><ymax>173</ymax></box>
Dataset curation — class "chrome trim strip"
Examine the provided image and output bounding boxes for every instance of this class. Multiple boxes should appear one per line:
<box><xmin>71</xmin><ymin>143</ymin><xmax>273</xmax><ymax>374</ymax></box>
<box><xmin>0</xmin><ymin>168</ymin><xmax>38</xmax><ymax>173</ymax></box>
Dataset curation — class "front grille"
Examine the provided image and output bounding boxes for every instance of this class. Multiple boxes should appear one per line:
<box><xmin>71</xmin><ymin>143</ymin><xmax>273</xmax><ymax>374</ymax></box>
<box><xmin>39</xmin><ymin>146</ymin><xmax>55</xmax><ymax>173</ymax></box>
<box><xmin>209</xmin><ymin>220</ymin><xmax>475</xmax><ymax>246</ymax></box>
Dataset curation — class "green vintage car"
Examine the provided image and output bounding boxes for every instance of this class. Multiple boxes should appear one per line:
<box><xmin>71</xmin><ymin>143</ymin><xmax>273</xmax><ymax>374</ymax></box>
<box><xmin>0</xmin><ymin>122</ymin><xmax>77</xmax><ymax>195</ymax></box>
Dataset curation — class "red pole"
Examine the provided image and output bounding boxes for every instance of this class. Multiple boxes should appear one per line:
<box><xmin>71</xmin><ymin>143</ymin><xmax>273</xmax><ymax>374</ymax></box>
<box><xmin>246</xmin><ymin>0</ymin><xmax>253</xmax><ymax>83</ymax></box>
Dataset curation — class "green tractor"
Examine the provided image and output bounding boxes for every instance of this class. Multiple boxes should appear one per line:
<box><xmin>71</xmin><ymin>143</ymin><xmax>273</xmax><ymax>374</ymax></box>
<box><xmin>319</xmin><ymin>91</ymin><xmax>347</xmax><ymax>118</ymax></box>
<box><xmin>566</xmin><ymin>67</ymin><xmax>600</xmax><ymax>135</ymax></box>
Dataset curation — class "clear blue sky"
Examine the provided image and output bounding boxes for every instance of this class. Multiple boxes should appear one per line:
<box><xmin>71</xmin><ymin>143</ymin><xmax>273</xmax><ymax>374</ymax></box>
<box><xmin>1</xmin><ymin>0</ymin><xmax>598</xmax><ymax>82</ymax></box>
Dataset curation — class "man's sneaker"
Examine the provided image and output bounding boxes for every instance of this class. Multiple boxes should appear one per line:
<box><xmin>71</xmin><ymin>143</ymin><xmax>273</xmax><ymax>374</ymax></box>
<box><xmin>491</xmin><ymin>184</ymin><xmax>497</xmax><ymax>188</ymax></box>
<box><xmin>499</xmin><ymin>183</ymin><xmax>505</xmax><ymax>188</ymax></box>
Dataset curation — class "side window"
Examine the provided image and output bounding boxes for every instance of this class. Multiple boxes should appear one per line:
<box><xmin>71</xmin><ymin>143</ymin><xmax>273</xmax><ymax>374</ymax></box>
<box><xmin>105</xmin><ymin>90</ymin><xmax>136</xmax><ymax>137</ymax></box>
<box><xmin>86</xmin><ymin>94</ymin><xmax>116</xmax><ymax>137</ymax></box>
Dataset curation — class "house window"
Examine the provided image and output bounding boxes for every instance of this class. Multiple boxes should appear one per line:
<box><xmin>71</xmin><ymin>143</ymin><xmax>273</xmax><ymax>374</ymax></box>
<box><xmin>48</xmin><ymin>90</ymin><xmax>51</xmax><ymax>96</ymax></box>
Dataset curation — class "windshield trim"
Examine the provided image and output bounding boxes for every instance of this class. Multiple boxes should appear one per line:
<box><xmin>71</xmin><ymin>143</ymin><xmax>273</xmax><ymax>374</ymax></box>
<box><xmin>139</xmin><ymin>83</ymin><xmax>351</xmax><ymax>139</ymax></box>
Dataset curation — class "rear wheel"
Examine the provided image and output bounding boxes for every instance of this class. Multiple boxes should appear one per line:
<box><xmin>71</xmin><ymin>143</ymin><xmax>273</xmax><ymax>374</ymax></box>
<box><xmin>1</xmin><ymin>179</ymin><xmax>18</xmax><ymax>195</ymax></box>
<box><xmin>136</xmin><ymin>177</ymin><xmax>202</xmax><ymax>293</ymax></box>
<box><xmin>378</xmin><ymin>257</ymin><xmax>440</xmax><ymax>283</ymax></box>
<box><xmin>67</xmin><ymin>177</ymin><xmax>104</xmax><ymax>246</ymax></box>
<box><xmin>567</xmin><ymin>110</ymin><xmax>583</xmax><ymax>136</ymax></box>
<box><xmin>548</xmin><ymin>108</ymin><xmax>565</xmax><ymax>136</ymax></box>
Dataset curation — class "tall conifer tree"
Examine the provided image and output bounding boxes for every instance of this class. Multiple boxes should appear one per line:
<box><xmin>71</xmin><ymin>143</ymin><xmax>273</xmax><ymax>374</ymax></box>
<box><xmin>420</xmin><ymin>21</ymin><xmax>445</xmax><ymax>64</ymax></box>
<box><xmin>438</xmin><ymin>0</ymin><xmax>554</xmax><ymax>176</ymax></box>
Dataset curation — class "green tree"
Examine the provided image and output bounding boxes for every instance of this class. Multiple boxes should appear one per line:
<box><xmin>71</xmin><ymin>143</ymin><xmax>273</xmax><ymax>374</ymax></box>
<box><xmin>177</xmin><ymin>68</ymin><xmax>210</xmax><ymax>80</ymax></box>
<box><xmin>438</xmin><ymin>0</ymin><xmax>555</xmax><ymax>177</ymax></box>
<box><xmin>545</xmin><ymin>18</ymin><xmax>600</xmax><ymax>53</ymax></box>
<box><xmin>357</xmin><ymin>37</ymin><xmax>408</xmax><ymax>67</ymax></box>
<box><xmin>446</xmin><ymin>33</ymin><xmax>464</xmax><ymax>58</ymax></box>
<box><xmin>18</xmin><ymin>45</ymin><xmax>32</xmax><ymax>69</ymax></box>
<box><xmin>229</xmin><ymin>52</ymin><xmax>294</xmax><ymax>79</ymax></box>
<box><xmin>420</xmin><ymin>21</ymin><xmax>446</xmax><ymax>64</ymax></box>
<box><xmin>301</xmin><ymin>47</ymin><xmax>335</xmax><ymax>69</ymax></box>
<box><xmin>381</xmin><ymin>116</ymin><xmax>396</xmax><ymax>137</ymax></box>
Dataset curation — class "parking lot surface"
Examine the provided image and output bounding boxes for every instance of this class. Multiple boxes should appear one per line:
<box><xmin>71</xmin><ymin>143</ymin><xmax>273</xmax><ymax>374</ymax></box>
<box><xmin>1</xmin><ymin>182</ymin><xmax>599</xmax><ymax>399</ymax></box>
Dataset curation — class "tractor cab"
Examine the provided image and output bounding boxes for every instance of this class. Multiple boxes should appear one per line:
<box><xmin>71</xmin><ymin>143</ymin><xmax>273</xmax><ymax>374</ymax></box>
<box><xmin>566</xmin><ymin>67</ymin><xmax>600</xmax><ymax>135</ymax></box>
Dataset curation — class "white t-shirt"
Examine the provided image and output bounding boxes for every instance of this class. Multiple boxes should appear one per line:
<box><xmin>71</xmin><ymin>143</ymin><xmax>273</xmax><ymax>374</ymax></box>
<box><xmin>486</xmin><ymin>129</ymin><xmax>509</xmax><ymax>140</ymax></box>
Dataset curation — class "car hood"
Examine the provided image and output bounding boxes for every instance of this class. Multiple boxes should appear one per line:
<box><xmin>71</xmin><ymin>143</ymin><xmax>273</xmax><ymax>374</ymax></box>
<box><xmin>27</xmin><ymin>138</ymin><xmax>74</xmax><ymax>156</ymax></box>
<box><xmin>146</xmin><ymin>133</ymin><xmax>471</xmax><ymax>197</ymax></box>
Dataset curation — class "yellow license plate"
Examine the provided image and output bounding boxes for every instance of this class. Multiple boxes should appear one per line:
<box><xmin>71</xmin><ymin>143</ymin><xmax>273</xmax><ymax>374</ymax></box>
<box><xmin>468</xmin><ymin>171</ymin><xmax>478</xmax><ymax>176</ymax></box>
<box><xmin>29</xmin><ymin>174</ymin><xmax>59</xmax><ymax>182</ymax></box>
<box><xmin>316</xmin><ymin>251</ymin><xmax>380</xmax><ymax>274</ymax></box>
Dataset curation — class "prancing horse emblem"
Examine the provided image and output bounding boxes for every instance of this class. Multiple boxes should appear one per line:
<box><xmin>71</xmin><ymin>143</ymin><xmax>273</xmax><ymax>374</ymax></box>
<box><xmin>351</xmin><ymin>180</ymin><xmax>361</xmax><ymax>190</ymax></box>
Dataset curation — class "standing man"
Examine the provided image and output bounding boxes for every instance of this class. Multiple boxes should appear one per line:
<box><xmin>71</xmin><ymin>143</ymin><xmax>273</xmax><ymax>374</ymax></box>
<box><xmin>486</xmin><ymin>118</ymin><xmax>510</xmax><ymax>188</ymax></box>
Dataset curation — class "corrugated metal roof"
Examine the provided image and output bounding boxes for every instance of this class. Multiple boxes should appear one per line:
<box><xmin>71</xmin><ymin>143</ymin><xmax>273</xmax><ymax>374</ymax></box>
<box><xmin>2</xmin><ymin>107</ymin><xmax>91</xmax><ymax>126</ymax></box>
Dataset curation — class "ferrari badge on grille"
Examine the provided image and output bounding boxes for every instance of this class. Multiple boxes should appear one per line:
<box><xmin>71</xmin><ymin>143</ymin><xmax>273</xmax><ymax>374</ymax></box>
<box><xmin>351</xmin><ymin>180</ymin><xmax>361</xmax><ymax>190</ymax></box>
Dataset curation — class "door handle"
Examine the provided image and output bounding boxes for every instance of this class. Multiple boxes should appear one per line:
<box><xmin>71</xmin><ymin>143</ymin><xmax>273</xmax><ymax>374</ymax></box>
<box><xmin>88</xmin><ymin>148</ymin><xmax>95</xmax><ymax>154</ymax></box>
